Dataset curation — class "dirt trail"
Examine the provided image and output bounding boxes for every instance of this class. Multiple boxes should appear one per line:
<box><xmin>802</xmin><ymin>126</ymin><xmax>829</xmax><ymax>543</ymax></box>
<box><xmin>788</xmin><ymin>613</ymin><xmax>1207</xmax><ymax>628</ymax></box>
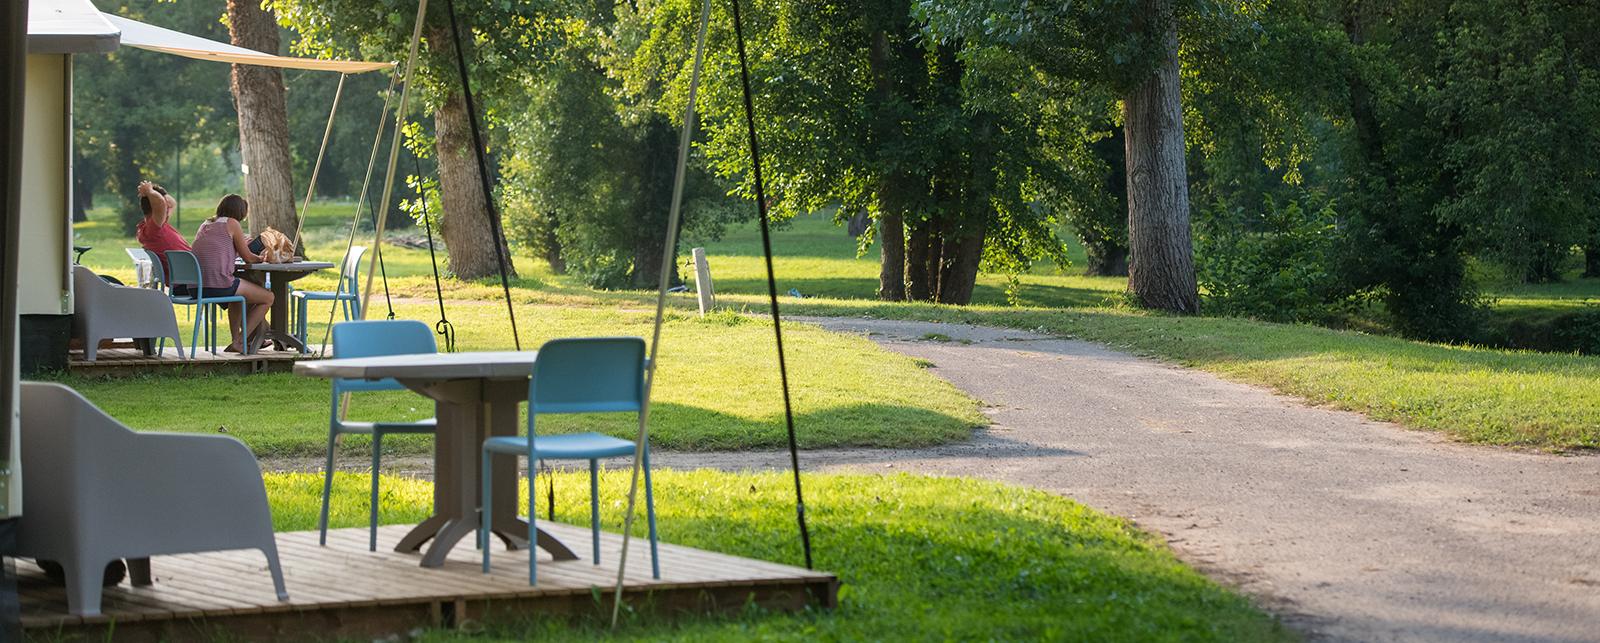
<box><xmin>277</xmin><ymin>317</ymin><xmax>1600</xmax><ymax>641</ymax></box>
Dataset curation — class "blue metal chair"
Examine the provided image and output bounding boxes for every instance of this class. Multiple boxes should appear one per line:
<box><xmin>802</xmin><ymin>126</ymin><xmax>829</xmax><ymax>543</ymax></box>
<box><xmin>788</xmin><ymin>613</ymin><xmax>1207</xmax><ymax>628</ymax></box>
<box><xmin>164</xmin><ymin>250</ymin><xmax>247</xmax><ymax>358</ymax></box>
<box><xmin>292</xmin><ymin>246</ymin><xmax>365</xmax><ymax>353</ymax></box>
<box><xmin>318</xmin><ymin>320</ymin><xmax>438</xmax><ymax>551</ymax></box>
<box><xmin>479</xmin><ymin>337</ymin><xmax>660</xmax><ymax>585</ymax></box>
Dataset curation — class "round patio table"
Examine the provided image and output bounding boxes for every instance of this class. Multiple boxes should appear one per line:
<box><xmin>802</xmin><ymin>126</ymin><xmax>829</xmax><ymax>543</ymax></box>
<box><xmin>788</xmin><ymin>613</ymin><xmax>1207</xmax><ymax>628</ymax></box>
<box><xmin>293</xmin><ymin>351</ymin><xmax>579</xmax><ymax>568</ymax></box>
<box><xmin>240</xmin><ymin>261</ymin><xmax>335</xmax><ymax>352</ymax></box>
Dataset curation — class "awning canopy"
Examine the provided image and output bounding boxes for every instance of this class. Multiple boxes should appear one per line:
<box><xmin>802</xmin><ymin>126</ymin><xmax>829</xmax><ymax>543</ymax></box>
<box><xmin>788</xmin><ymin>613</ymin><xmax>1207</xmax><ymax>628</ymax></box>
<box><xmin>26</xmin><ymin>0</ymin><xmax>118</xmax><ymax>54</ymax></box>
<box><xmin>103</xmin><ymin>14</ymin><xmax>392</xmax><ymax>74</ymax></box>
<box><xmin>25</xmin><ymin>0</ymin><xmax>393</xmax><ymax>73</ymax></box>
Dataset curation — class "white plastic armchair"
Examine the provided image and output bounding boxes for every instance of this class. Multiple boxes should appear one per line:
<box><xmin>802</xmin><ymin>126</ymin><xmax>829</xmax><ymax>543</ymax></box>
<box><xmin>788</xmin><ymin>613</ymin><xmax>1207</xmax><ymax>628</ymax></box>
<box><xmin>15</xmin><ymin>382</ymin><xmax>288</xmax><ymax>616</ymax></box>
<box><xmin>71</xmin><ymin>265</ymin><xmax>183</xmax><ymax>361</ymax></box>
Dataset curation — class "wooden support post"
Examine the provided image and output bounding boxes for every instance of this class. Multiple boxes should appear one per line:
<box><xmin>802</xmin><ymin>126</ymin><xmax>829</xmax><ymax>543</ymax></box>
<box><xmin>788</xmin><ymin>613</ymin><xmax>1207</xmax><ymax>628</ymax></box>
<box><xmin>692</xmin><ymin>247</ymin><xmax>715</xmax><ymax>316</ymax></box>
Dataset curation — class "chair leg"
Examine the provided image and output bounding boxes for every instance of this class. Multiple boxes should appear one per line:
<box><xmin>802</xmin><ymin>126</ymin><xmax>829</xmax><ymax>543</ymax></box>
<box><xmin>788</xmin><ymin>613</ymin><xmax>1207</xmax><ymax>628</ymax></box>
<box><xmin>262</xmin><ymin>543</ymin><xmax>290</xmax><ymax>601</ymax></box>
<box><xmin>127</xmin><ymin>557</ymin><xmax>153</xmax><ymax>587</ymax></box>
<box><xmin>370</xmin><ymin>431</ymin><xmax>383</xmax><ymax>552</ymax></box>
<box><xmin>189</xmin><ymin>306</ymin><xmax>202</xmax><ymax>359</ymax></box>
<box><xmin>590</xmin><ymin>459</ymin><xmax>601</xmax><ymax>565</ymax></box>
<box><xmin>318</xmin><ymin>428</ymin><xmax>338</xmax><ymax>546</ymax></box>
<box><xmin>83</xmin><ymin>333</ymin><xmax>99</xmax><ymax>362</ymax></box>
<box><xmin>170</xmin><ymin>333</ymin><xmax>185</xmax><ymax>360</ymax></box>
<box><xmin>643</xmin><ymin>446</ymin><xmax>660</xmax><ymax>579</ymax></box>
<box><xmin>63</xmin><ymin>558</ymin><xmax>106</xmax><ymax>617</ymax></box>
<box><xmin>528</xmin><ymin>456</ymin><xmax>539</xmax><ymax>586</ymax></box>
<box><xmin>480</xmin><ymin>447</ymin><xmax>493</xmax><ymax>574</ymax></box>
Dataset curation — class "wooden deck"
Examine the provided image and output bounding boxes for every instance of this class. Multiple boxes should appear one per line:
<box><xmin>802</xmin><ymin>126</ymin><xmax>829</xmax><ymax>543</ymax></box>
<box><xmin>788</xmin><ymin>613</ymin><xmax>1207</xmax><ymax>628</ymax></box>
<box><xmin>67</xmin><ymin>342</ymin><xmax>319</xmax><ymax>376</ymax></box>
<box><xmin>19</xmin><ymin>523</ymin><xmax>837</xmax><ymax>641</ymax></box>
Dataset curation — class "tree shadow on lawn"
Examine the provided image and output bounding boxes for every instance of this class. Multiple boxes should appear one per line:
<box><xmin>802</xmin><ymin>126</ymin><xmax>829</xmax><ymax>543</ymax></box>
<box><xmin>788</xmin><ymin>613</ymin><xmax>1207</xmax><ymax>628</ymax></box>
<box><xmin>436</xmin><ymin>472</ymin><xmax>1286</xmax><ymax>641</ymax></box>
<box><xmin>714</xmin><ymin>277</ymin><xmax>1121</xmax><ymax>309</ymax></box>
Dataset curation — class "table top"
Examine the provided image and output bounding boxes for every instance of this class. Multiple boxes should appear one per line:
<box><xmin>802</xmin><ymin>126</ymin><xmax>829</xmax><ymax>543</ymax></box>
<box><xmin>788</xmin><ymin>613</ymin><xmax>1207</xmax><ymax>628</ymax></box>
<box><xmin>294</xmin><ymin>350</ymin><xmax>539</xmax><ymax>381</ymax></box>
<box><xmin>243</xmin><ymin>261</ymin><xmax>336</xmax><ymax>272</ymax></box>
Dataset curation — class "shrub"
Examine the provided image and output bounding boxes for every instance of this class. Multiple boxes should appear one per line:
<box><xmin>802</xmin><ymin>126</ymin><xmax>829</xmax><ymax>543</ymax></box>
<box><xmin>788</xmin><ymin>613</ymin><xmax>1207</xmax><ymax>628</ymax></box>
<box><xmin>1194</xmin><ymin>195</ymin><xmax>1361</xmax><ymax>324</ymax></box>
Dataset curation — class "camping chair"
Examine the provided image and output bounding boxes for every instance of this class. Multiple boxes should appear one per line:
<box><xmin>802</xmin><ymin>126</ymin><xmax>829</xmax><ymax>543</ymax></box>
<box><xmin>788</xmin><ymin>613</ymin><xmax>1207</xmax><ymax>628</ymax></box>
<box><xmin>293</xmin><ymin>246</ymin><xmax>365</xmax><ymax>353</ymax></box>
<box><xmin>479</xmin><ymin>337</ymin><xmax>660</xmax><ymax>585</ymax></box>
<box><xmin>15</xmin><ymin>382</ymin><xmax>288</xmax><ymax>616</ymax></box>
<box><xmin>165</xmin><ymin>250</ymin><xmax>248</xmax><ymax>357</ymax></box>
<box><xmin>318</xmin><ymin>319</ymin><xmax>439</xmax><ymax>551</ymax></box>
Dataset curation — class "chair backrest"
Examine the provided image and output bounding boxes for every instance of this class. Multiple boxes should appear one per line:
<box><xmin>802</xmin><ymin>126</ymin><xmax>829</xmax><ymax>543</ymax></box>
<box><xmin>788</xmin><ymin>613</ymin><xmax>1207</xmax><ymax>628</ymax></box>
<box><xmin>142</xmin><ymin>248</ymin><xmax>167</xmax><ymax>288</ymax></box>
<box><xmin>164</xmin><ymin>250</ymin><xmax>203</xmax><ymax>290</ymax></box>
<box><xmin>530</xmin><ymin>337</ymin><xmax>646</xmax><ymax>418</ymax></box>
<box><xmin>331</xmin><ymin>319</ymin><xmax>437</xmax><ymax>393</ymax></box>
<box><xmin>340</xmin><ymin>246</ymin><xmax>366</xmax><ymax>293</ymax></box>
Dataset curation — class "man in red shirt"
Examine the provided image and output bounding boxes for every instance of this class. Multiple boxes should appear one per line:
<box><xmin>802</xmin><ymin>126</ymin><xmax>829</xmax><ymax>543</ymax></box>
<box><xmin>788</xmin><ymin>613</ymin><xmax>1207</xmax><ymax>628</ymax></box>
<box><xmin>134</xmin><ymin>181</ymin><xmax>191</xmax><ymax>291</ymax></box>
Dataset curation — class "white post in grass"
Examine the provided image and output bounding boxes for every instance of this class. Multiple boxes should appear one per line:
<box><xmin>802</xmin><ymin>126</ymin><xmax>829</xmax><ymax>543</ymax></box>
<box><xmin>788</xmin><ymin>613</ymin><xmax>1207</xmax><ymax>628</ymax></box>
<box><xmin>692</xmin><ymin>247</ymin><xmax>715</xmax><ymax>316</ymax></box>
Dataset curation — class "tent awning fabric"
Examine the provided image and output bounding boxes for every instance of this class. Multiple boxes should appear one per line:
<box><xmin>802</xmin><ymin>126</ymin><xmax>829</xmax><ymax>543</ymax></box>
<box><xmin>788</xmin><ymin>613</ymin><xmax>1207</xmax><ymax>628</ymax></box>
<box><xmin>103</xmin><ymin>14</ymin><xmax>392</xmax><ymax>73</ymax></box>
<box><xmin>27</xmin><ymin>0</ymin><xmax>118</xmax><ymax>54</ymax></box>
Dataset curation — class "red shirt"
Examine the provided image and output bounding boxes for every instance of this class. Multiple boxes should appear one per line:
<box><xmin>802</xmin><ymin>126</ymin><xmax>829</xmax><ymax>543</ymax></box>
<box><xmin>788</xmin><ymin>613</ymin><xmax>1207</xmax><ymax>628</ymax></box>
<box><xmin>136</xmin><ymin>218</ymin><xmax>192</xmax><ymax>277</ymax></box>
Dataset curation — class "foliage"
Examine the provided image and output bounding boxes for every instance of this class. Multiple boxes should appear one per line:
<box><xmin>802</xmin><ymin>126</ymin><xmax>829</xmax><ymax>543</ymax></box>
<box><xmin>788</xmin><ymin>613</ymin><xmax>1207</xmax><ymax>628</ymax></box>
<box><xmin>497</xmin><ymin>10</ymin><xmax>739</xmax><ymax>290</ymax></box>
<box><xmin>1195</xmin><ymin>195</ymin><xmax>1359</xmax><ymax>324</ymax></box>
<box><xmin>274</xmin><ymin>470</ymin><xmax>1289</xmax><ymax>641</ymax></box>
<box><xmin>73</xmin><ymin>0</ymin><xmax>238</xmax><ymax>233</ymax></box>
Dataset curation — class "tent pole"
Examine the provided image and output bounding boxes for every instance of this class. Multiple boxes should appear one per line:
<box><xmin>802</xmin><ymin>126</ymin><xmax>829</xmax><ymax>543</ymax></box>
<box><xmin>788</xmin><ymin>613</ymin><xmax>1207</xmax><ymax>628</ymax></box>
<box><xmin>291</xmin><ymin>72</ymin><xmax>346</xmax><ymax>254</ymax></box>
<box><xmin>359</xmin><ymin>0</ymin><xmax>428</xmax><ymax>321</ymax></box>
<box><xmin>316</xmin><ymin>67</ymin><xmax>398</xmax><ymax>357</ymax></box>
<box><xmin>730</xmin><ymin>0</ymin><xmax>813</xmax><ymax>569</ymax></box>
<box><xmin>610</xmin><ymin>0</ymin><xmax>712</xmax><ymax>628</ymax></box>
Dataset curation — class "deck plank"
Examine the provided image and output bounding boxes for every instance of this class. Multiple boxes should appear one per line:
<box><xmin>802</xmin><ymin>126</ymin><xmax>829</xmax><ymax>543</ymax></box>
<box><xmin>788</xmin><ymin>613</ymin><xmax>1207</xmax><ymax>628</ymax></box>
<box><xmin>20</xmin><ymin>525</ymin><xmax>836</xmax><ymax>641</ymax></box>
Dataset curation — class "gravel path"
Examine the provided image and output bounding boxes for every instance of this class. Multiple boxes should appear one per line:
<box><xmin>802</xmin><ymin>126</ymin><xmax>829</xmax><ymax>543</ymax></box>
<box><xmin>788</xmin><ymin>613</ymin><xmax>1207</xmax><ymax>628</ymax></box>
<box><xmin>279</xmin><ymin>316</ymin><xmax>1600</xmax><ymax>641</ymax></box>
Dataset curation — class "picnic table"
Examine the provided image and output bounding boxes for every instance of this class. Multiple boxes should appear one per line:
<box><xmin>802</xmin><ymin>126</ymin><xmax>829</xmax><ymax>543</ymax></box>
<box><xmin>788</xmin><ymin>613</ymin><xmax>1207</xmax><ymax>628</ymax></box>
<box><xmin>240</xmin><ymin>261</ymin><xmax>335</xmax><ymax>352</ymax></box>
<box><xmin>293</xmin><ymin>351</ymin><xmax>579</xmax><ymax>568</ymax></box>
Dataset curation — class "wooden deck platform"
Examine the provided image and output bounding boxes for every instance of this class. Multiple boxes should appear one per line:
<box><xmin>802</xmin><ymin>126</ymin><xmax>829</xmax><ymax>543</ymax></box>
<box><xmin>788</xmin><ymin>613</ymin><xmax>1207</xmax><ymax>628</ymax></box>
<box><xmin>19</xmin><ymin>523</ymin><xmax>837</xmax><ymax>641</ymax></box>
<box><xmin>67</xmin><ymin>343</ymin><xmax>318</xmax><ymax>376</ymax></box>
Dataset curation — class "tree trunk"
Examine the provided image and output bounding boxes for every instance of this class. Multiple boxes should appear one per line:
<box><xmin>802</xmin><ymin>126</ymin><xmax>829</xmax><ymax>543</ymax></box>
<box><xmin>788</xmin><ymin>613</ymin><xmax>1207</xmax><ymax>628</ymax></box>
<box><xmin>1585</xmin><ymin>242</ymin><xmax>1600</xmax><ymax>278</ymax></box>
<box><xmin>905</xmin><ymin>219</ymin><xmax>935</xmax><ymax>302</ymax></box>
<box><xmin>227</xmin><ymin>0</ymin><xmax>297</xmax><ymax>240</ymax></box>
<box><xmin>112</xmin><ymin>131</ymin><xmax>143</xmax><ymax>235</ymax></box>
<box><xmin>628</xmin><ymin>117</ymin><xmax>680</xmax><ymax>290</ymax></box>
<box><xmin>1085</xmin><ymin>244</ymin><xmax>1129</xmax><ymax>276</ymax></box>
<box><xmin>71</xmin><ymin>169</ymin><xmax>90</xmax><ymax>223</ymax></box>
<box><xmin>936</xmin><ymin>227</ymin><xmax>984</xmax><ymax>305</ymax></box>
<box><xmin>1122</xmin><ymin>0</ymin><xmax>1198</xmax><ymax>314</ymax></box>
<box><xmin>877</xmin><ymin>212</ymin><xmax>905</xmax><ymax>300</ymax></box>
<box><xmin>434</xmin><ymin>90</ymin><xmax>515</xmax><ymax>280</ymax></box>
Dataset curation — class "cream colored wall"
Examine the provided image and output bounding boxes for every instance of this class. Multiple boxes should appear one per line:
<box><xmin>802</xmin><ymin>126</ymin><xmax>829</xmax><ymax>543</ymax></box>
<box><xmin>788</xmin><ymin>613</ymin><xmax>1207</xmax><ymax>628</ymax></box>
<box><xmin>20</xmin><ymin>54</ymin><xmax>71</xmax><ymax>316</ymax></box>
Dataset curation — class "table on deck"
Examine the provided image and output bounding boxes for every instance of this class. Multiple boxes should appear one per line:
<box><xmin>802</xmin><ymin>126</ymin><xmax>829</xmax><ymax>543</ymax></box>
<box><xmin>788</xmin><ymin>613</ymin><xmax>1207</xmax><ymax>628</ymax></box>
<box><xmin>293</xmin><ymin>351</ymin><xmax>579</xmax><ymax>568</ymax></box>
<box><xmin>240</xmin><ymin>261</ymin><xmax>335</xmax><ymax>352</ymax></box>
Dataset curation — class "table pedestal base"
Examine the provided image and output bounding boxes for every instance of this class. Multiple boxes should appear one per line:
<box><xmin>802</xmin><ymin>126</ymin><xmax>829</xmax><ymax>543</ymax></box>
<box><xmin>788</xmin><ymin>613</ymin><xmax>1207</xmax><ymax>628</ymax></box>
<box><xmin>402</xmin><ymin>379</ymin><xmax>578</xmax><ymax>568</ymax></box>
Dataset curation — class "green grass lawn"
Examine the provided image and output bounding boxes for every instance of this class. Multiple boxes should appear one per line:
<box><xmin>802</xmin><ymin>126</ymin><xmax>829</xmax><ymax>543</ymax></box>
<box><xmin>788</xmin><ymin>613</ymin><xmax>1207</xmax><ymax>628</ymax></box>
<box><xmin>73</xmin><ymin>203</ymin><xmax>1600</xmax><ymax>450</ymax></box>
<box><xmin>55</xmin><ymin>301</ymin><xmax>980</xmax><ymax>456</ymax></box>
<box><xmin>283</xmin><ymin>469</ymin><xmax>1289</xmax><ymax>641</ymax></box>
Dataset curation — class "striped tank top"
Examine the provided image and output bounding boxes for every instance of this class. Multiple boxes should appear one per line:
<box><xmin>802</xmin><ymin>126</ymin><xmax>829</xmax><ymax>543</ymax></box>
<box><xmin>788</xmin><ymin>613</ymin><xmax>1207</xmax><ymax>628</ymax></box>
<box><xmin>191</xmin><ymin>218</ymin><xmax>239</xmax><ymax>289</ymax></box>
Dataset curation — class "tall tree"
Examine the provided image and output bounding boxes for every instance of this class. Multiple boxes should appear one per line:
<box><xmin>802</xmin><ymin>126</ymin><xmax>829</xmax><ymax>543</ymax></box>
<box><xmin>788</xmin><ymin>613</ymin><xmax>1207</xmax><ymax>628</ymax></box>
<box><xmin>271</xmin><ymin>0</ymin><xmax>538</xmax><ymax>279</ymax></box>
<box><xmin>1122</xmin><ymin>0</ymin><xmax>1198</xmax><ymax>312</ymax></box>
<box><xmin>921</xmin><ymin>0</ymin><xmax>1209</xmax><ymax>312</ymax></box>
<box><xmin>227</xmin><ymin>0</ymin><xmax>298</xmax><ymax>238</ymax></box>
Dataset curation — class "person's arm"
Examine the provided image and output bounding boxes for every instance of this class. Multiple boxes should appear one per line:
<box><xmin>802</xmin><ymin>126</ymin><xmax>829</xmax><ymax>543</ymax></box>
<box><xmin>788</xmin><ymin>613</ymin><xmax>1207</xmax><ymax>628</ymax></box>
<box><xmin>229</xmin><ymin>219</ymin><xmax>264</xmax><ymax>264</ymax></box>
<box><xmin>137</xmin><ymin>181</ymin><xmax>170</xmax><ymax>228</ymax></box>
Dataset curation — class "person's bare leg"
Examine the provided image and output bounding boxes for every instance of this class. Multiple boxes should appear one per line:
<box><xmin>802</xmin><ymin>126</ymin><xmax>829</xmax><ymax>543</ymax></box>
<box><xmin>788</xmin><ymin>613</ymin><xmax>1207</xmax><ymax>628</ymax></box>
<box><xmin>238</xmin><ymin>281</ymin><xmax>274</xmax><ymax>349</ymax></box>
<box><xmin>223</xmin><ymin>302</ymin><xmax>244</xmax><ymax>351</ymax></box>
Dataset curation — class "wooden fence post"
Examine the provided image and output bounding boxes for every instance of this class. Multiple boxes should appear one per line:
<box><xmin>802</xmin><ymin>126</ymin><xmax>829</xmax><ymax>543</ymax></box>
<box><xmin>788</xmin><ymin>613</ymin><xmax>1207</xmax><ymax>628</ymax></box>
<box><xmin>692</xmin><ymin>247</ymin><xmax>715</xmax><ymax>316</ymax></box>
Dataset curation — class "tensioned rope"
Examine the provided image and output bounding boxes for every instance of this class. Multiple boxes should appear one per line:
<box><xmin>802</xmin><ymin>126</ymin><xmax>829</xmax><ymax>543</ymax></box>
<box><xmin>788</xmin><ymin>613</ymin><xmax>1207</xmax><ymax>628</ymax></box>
<box><xmin>290</xmin><ymin>72</ymin><xmax>347</xmax><ymax>254</ymax></box>
<box><xmin>318</xmin><ymin>65</ymin><xmax>399</xmax><ymax>356</ymax></box>
<box><xmin>442</xmin><ymin>0</ymin><xmax>522</xmax><ymax>350</ymax></box>
<box><xmin>358</xmin><ymin>0</ymin><xmax>429</xmax><ymax>322</ymax></box>
<box><xmin>610</xmin><ymin>0</ymin><xmax>711</xmax><ymax>627</ymax></box>
<box><xmin>412</xmin><ymin>155</ymin><xmax>456</xmax><ymax>351</ymax></box>
<box><xmin>730</xmin><ymin>0</ymin><xmax>813</xmax><ymax>569</ymax></box>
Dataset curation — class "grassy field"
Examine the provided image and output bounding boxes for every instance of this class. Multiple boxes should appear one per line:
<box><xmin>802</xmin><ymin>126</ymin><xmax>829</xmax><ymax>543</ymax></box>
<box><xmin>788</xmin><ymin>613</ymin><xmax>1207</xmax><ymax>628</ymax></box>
<box><xmin>54</xmin><ymin>301</ymin><xmax>981</xmax><ymax>455</ymax></box>
<box><xmin>74</xmin><ymin>204</ymin><xmax>1600</xmax><ymax>450</ymax></box>
<box><xmin>284</xmin><ymin>469</ymin><xmax>1289</xmax><ymax>641</ymax></box>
